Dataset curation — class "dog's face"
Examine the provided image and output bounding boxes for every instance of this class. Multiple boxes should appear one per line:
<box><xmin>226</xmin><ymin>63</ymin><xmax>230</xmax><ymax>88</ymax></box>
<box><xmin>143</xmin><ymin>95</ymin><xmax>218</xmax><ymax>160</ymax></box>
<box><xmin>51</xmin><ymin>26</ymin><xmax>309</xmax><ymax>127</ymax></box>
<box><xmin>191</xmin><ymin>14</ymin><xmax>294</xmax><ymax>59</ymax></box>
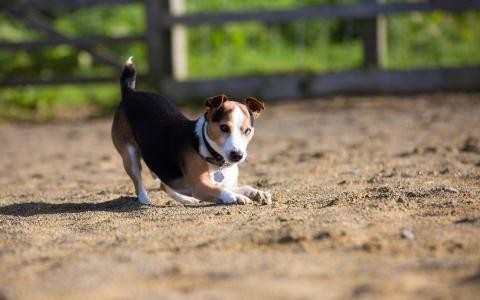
<box><xmin>205</xmin><ymin>94</ymin><xmax>265</xmax><ymax>164</ymax></box>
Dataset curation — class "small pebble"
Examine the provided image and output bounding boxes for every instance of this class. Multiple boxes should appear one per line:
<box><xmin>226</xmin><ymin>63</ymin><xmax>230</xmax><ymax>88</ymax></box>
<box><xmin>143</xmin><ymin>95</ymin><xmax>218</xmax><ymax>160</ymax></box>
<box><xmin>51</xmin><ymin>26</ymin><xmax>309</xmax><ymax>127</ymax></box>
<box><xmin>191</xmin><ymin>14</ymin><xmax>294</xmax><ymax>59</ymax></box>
<box><xmin>313</xmin><ymin>230</ymin><xmax>331</xmax><ymax>240</ymax></box>
<box><xmin>400</xmin><ymin>228</ymin><xmax>415</xmax><ymax>240</ymax></box>
<box><xmin>439</xmin><ymin>167</ymin><xmax>449</xmax><ymax>174</ymax></box>
<box><xmin>461</xmin><ymin>136</ymin><xmax>479</xmax><ymax>153</ymax></box>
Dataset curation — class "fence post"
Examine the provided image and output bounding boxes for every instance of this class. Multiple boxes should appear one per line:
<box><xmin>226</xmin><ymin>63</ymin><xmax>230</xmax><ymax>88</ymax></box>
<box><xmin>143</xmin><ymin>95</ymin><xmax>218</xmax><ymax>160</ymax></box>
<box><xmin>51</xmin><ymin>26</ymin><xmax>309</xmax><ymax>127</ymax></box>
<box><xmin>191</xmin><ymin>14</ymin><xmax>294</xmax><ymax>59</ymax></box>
<box><xmin>170</xmin><ymin>0</ymin><xmax>187</xmax><ymax>80</ymax></box>
<box><xmin>145</xmin><ymin>0</ymin><xmax>172</xmax><ymax>87</ymax></box>
<box><xmin>360</xmin><ymin>0</ymin><xmax>387</xmax><ymax>68</ymax></box>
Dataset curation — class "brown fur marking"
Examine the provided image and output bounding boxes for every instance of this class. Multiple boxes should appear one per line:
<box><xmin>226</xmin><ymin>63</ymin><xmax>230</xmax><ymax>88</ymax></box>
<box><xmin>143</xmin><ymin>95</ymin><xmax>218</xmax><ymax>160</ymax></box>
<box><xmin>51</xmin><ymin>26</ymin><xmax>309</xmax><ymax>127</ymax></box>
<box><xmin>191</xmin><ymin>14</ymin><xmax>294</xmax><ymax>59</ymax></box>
<box><xmin>181</xmin><ymin>146</ymin><xmax>222</xmax><ymax>202</ymax></box>
<box><xmin>205</xmin><ymin>101</ymin><xmax>255</xmax><ymax>148</ymax></box>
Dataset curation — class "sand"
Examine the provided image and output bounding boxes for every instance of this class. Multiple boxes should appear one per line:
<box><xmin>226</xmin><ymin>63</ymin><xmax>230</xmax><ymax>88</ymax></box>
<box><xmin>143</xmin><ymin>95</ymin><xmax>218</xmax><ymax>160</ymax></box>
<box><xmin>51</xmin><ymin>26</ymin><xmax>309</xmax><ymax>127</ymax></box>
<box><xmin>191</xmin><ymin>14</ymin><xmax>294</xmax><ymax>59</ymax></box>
<box><xmin>0</xmin><ymin>93</ymin><xmax>479</xmax><ymax>299</ymax></box>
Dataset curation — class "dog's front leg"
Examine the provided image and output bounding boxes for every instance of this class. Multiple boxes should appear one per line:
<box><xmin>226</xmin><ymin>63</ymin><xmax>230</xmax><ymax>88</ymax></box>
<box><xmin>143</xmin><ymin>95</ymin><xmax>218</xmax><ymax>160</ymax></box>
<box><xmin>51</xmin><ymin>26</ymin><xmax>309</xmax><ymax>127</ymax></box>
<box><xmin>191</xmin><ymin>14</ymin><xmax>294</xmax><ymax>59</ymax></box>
<box><xmin>183</xmin><ymin>149</ymin><xmax>250</xmax><ymax>205</ymax></box>
<box><xmin>229</xmin><ymin>186</ymin><xmax>272</xmax><ymax>204</ymax></box>
<box><xmin>219</xmin><ymin>165</ymin><xmax>271</xmax><ymax>204</ymax></box>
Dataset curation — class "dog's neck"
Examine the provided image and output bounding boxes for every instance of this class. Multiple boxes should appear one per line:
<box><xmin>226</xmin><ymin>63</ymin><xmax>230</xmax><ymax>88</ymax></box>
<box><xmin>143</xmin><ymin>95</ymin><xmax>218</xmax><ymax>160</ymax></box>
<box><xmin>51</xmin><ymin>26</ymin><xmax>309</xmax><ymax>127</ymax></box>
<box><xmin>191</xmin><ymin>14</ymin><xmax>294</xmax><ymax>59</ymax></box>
<box><xmin>195</xmin><ymin>116</ymin><xmax>232</xmax><ymax>169</ymax></box>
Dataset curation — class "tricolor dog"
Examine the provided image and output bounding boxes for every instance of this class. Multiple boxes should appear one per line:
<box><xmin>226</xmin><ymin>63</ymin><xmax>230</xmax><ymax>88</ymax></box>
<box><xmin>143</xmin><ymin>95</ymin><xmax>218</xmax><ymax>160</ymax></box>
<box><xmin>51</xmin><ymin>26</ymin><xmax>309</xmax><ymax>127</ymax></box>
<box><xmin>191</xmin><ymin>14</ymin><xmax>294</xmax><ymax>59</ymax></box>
<box><xmin>111</xmin><ymin>57</ymin><xmax>272</xmax><ymax>205</ymax></box>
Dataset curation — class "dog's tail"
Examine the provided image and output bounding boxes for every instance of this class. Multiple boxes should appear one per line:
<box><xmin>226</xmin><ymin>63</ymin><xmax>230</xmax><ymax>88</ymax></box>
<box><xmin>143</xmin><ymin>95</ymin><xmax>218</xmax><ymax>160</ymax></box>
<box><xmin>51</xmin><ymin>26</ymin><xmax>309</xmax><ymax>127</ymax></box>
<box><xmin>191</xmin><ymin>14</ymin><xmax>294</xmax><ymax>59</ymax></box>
<box><xmin>120</xmin><ymin>56</ymin><xmax>136</xmax><ymax>97</ymax></box>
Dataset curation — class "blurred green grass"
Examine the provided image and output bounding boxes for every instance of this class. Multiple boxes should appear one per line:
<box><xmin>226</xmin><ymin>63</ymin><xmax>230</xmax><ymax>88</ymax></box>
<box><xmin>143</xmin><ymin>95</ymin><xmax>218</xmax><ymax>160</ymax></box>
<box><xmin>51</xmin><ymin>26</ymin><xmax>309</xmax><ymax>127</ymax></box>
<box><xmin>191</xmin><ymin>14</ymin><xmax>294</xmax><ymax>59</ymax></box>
<box><xmin>0</xmin><ymin>0</ymin><xmax>479</xmax><ymax>121</ymax></box>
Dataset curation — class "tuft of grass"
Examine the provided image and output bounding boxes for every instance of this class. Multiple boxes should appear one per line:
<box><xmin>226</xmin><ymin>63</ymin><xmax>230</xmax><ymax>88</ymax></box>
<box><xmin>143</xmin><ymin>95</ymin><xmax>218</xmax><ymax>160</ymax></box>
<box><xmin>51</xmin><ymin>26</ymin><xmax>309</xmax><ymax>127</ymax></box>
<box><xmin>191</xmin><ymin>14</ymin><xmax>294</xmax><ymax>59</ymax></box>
<box><xmin>0</xmin><ymin>85</ymin><xmax>119</xmax><ymax>122</ymax></box>
<box><xmin>386</xmin><ymin>11</ymin><xmax>480</xmax><ymax>69</ymax></box>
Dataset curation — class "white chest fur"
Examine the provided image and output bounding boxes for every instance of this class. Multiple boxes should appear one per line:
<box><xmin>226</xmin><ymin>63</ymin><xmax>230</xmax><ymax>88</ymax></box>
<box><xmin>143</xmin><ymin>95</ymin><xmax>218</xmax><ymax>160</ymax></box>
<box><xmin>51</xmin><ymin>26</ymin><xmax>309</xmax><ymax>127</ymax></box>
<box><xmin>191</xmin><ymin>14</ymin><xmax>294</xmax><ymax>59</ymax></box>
<box><xmin>209</xmin><ymin>164</ymin><xmax>239</xmax><ymax>188</ymax></box>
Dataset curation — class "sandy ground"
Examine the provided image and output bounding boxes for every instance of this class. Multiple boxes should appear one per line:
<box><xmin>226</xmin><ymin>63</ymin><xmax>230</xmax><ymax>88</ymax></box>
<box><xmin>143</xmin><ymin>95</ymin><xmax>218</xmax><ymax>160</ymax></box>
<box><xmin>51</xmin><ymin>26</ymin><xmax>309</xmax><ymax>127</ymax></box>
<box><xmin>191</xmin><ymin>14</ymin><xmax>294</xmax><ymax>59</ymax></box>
<box><xmin>0</xmin><ymin>93</ymin><xmax>479</xmax><ymax>300</ymax></box>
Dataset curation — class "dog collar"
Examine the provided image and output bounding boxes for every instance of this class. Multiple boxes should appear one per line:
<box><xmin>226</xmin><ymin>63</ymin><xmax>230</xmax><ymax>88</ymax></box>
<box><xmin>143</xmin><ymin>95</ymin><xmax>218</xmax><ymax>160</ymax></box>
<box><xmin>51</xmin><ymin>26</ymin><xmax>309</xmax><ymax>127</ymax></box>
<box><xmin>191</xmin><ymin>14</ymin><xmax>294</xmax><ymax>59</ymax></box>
<box><xmin>201</xmin><ymin>120</ymin><xmax>231</xmax><ymax>169</ymax></box>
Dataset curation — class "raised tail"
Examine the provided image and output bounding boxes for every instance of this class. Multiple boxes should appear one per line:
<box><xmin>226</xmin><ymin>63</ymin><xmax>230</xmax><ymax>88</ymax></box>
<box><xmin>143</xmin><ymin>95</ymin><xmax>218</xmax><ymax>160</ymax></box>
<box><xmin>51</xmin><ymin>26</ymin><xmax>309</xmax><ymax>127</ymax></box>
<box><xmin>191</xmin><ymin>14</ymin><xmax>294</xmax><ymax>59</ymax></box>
<box><xmin>120</xmin><ymin>56</ymin><xmax>136</xmax><ymax>97</ymax></box>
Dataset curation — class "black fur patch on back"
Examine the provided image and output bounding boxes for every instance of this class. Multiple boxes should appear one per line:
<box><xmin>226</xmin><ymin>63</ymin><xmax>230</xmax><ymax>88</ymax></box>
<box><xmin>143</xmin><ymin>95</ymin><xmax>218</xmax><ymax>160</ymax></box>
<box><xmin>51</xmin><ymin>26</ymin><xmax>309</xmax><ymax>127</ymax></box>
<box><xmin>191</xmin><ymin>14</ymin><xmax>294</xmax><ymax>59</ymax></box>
<box><xmin>123</xmin><ymin>91</ymin><xmax>197</xmax><ymax>184</ymax></box>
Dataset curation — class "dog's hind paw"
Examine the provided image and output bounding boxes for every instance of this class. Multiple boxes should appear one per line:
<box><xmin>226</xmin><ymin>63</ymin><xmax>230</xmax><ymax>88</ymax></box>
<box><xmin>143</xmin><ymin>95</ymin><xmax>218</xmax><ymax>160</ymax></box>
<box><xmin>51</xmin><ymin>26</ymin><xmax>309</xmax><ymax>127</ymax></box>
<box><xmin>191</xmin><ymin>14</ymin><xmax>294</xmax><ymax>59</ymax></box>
<box><xmin>137</xmin><ymin>191</ymin><xmax>152</xmax><ymax>205</ymax></box>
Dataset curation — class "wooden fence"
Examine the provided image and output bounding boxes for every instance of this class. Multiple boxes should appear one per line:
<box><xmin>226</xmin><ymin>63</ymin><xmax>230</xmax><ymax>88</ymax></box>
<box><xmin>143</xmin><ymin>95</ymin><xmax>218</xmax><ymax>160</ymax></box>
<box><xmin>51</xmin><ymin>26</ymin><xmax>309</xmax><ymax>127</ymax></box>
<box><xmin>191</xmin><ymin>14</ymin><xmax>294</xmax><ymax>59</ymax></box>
<box><xmin>1</xmin><ymin>0</ymin><xmax>480</xmax><ymax>101</ymax></box>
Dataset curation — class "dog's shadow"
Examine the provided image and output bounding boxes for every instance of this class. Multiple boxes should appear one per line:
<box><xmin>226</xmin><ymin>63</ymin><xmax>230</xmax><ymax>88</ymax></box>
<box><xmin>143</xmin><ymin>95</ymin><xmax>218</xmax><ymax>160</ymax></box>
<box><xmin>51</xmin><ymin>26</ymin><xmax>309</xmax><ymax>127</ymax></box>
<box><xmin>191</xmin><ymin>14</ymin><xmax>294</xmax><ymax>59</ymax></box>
<box><xmin>0</xmin><ymin>196</ymin><xmax>149</xmax><ymax>217</ymax></box>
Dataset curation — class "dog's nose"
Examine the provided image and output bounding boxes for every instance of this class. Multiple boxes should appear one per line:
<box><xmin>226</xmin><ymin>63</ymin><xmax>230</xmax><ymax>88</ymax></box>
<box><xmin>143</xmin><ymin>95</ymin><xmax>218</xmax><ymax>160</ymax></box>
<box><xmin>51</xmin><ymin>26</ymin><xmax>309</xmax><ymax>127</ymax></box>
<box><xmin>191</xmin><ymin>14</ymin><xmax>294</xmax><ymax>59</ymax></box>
<box><xmin>229</xmin><ymin>150</ymin><xmax>243</xmax><ymax>162</ymax></box>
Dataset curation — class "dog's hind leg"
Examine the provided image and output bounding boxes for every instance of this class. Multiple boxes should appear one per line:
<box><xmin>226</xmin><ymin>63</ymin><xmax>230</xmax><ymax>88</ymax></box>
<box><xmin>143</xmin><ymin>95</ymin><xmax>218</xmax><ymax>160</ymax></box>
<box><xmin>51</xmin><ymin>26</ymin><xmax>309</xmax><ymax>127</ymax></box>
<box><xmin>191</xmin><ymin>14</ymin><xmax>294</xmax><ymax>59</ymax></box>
<box><xmin>149</xmin><ymin>169</ymin><xmax>160</xmax><ymax>182</ymax></box>
<box><xmin>122</xmin><ymin>144</ymin><xmax>151</xmax><ymax>204</ymax></box>
<box><xmin>111</xmin><ymin>105</ymin><xmax>150</xmax><ymax>204</ymax></box>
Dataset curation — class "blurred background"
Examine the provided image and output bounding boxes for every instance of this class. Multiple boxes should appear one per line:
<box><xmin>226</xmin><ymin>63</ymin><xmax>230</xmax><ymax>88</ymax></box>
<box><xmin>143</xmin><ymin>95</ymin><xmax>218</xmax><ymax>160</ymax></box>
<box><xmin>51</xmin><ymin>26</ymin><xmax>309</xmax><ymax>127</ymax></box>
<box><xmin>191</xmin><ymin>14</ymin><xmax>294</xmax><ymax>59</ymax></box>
<box><xmin>1</xmin><ymin>2</ymin><xmax>480</xmax><ymax>298</ymax></box>
<box><xmin>0</xmin><ymin>0</ymin><xmax>479</xmax><ymax>121</ymax></box>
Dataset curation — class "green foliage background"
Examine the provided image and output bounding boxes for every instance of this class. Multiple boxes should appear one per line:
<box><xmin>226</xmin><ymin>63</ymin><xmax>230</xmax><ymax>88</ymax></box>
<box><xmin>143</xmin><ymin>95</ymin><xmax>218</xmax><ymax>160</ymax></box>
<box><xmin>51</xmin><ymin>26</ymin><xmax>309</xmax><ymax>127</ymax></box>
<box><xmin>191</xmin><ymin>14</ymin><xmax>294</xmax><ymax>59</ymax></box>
<box><xmin>0</xmin><ymin>0</ymin><xmax>479</xmax><ymax>120</ymax></box>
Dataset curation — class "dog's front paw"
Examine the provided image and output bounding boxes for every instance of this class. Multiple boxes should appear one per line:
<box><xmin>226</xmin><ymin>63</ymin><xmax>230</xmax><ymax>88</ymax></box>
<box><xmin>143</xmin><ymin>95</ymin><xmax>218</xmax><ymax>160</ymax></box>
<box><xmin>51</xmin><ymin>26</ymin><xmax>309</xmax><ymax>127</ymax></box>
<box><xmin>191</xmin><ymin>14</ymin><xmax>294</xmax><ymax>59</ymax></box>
<box><xmin>218</xmin><ymin>191</ymin><xmax>251</xmax><ymax>205</ymax></box>
<box><xmin>238</xmin><ymin>186</ymin><xmax>272</xmax><ymax>205</ymax></box>
<box><xmin>234</xmin><ymin>194</ymin><xmax>252</xmax><ymax>205</ymax></box>
<box><xmin>255</xmin><ymin>190</ymin><xmax>272</xmax><ymax>205</ymax></box>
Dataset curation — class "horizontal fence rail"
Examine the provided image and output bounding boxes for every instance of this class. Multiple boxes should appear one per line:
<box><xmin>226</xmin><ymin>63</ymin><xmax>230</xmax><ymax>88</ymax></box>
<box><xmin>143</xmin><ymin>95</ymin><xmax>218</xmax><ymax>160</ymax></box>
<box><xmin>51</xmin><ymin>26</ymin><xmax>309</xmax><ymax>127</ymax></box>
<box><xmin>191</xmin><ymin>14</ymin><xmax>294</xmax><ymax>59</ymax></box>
<box><xmin>0</xmin><ymin>74</ymin><xmax>147</xmax><ymax>87</ymax></box>
<box><xmin>161</xmin><ymin>66</ymin><xmax>480</xmax><ymax>100</ymax></box>
<box><xmin>162</xmin><ymin>0</ymin><xmax>480</xmax><ymax>27</ymax></box>
<box><xmin>6</xmin><ymin>0</ymin><xmax>138</xmax><ymax>12</ymax></box>
<box><xmin>0</xmin><ymin>35</ymin><xmax>144</xmax><ymax>51</ymax></box>
<box><xmin>1</xmin><ymin>0</ymin><xmax>480</xmax><ymax>100</ymax></box>
<box><xmin>2</xmin><ymin>67</ymin><xmax>478</xmax><ymax>101</ymax></box>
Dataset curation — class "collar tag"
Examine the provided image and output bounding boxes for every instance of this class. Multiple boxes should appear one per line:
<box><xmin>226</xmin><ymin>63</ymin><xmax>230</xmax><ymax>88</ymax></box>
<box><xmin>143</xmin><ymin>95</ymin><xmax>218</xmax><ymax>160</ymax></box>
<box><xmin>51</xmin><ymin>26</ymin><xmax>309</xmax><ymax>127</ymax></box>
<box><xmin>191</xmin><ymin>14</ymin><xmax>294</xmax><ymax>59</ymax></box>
<box><xmin>213</xmin><ymin>171</ymin><xmax>224</xmax><ymax>183</ymax></box>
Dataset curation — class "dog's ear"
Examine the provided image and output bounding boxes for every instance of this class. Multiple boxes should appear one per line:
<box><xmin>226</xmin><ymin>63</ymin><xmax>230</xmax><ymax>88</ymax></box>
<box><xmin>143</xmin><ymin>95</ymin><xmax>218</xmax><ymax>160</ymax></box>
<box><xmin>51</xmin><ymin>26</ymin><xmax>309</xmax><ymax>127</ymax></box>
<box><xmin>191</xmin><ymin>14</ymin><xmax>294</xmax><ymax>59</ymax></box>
<box><xmin>205</xmin><ymin>94</ymin><xmax>228</xmax><ymax>111</ymax></box>
<box><xmin>245</xmin><ymin>97</ymin><xmax>265</xmax><ymax>119</ymax></box>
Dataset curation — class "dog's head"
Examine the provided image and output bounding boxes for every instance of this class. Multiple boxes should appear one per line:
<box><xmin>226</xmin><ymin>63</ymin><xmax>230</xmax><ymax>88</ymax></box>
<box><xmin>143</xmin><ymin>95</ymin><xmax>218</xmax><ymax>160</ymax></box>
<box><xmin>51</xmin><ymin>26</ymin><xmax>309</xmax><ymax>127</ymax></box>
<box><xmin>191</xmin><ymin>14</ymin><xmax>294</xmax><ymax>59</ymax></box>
<box><xmin>204</xmin><ymin>94</ymin><xmax>265</xmax><ymax>164</ymax></box>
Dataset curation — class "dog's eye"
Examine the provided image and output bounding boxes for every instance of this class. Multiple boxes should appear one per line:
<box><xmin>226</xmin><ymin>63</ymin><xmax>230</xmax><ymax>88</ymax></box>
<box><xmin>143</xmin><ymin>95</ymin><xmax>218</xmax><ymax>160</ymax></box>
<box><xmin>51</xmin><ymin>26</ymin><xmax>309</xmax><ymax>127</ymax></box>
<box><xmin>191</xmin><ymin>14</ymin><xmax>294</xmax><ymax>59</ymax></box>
<box><xmin>244</xmin><ymin>128</ymin><xmax>252</xmax><ymax>136</ymax></box>
<box><xmin>219</xmin><ymin>124</ymin><xmax>230</xmax><ymax>133</ymax></box>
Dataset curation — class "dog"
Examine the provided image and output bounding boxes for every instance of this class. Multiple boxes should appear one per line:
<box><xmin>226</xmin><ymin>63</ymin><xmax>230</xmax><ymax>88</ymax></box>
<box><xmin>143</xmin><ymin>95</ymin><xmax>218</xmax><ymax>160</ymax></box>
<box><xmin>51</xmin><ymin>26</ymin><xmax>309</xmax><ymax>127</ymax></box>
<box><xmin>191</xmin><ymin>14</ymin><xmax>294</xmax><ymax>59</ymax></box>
<box><xmin>111</xmin><ymin>57</ymin><xmax>272</xmax><ymax>205</ymax></box>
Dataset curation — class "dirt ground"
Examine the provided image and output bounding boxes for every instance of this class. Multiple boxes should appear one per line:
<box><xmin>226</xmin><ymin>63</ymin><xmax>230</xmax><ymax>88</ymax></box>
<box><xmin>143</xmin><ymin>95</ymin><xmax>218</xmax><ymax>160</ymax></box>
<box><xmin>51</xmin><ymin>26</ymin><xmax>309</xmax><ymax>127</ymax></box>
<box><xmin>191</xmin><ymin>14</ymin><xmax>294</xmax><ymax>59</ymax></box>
<box><xmin>0</xmin><ymin>93</ymin><xmax>479</xmax><ymax>300</ymax></box>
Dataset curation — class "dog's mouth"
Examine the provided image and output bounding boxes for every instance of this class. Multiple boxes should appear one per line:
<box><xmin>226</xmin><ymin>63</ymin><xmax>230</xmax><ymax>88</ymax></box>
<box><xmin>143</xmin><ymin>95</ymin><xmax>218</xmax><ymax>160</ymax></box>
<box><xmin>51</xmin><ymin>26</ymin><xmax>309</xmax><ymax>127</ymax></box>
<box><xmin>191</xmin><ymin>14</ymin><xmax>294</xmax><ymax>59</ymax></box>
<box><xmin>207</xmin><ymin>147</ymin><xmax>247</xmax><ymax>167</ymax></box>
